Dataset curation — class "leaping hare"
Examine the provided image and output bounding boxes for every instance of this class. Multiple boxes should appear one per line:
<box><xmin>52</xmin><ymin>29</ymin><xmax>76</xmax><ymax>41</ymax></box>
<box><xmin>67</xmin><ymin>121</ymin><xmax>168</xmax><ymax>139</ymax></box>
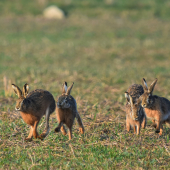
<box><xmin>55</xmin><ymin>82</ymin><xmax>84</xmax><ymax>140</ymax></box>
<box><xmin>140</xmin><ymin>78</ymin><xmax>170</xmax><ymax>136</ymax></box>
<box><xmin>125</xmin><ymin>84</ymin><xmax>146</xmax><ymax>135</ymax></box>
<box><xmin>12</xmin><ymin>84</ymin><xmax>56</xmax><ymax>141</ymax></box>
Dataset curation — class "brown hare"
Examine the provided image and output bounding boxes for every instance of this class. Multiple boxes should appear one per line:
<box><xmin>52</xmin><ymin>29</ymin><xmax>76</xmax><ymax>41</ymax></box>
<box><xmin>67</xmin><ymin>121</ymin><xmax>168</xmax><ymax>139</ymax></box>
<box><xmin>140</xmin><ymin>78</ymin><xmax>170</xmax><ymax>136</ymax></box>
<box><xmin>55</xmin><ymin>82</ymin><xmax>84</xmax><ymax>140</ymax></box>
<box><xmin>12</xmin><ymin>84</ymin><xmax>56</xmax><ymax>141</ymax></box>
<box><xmin>125</xmin><ymin>84</ymin><xmax>146</xmax><ymax>135</ymax></box>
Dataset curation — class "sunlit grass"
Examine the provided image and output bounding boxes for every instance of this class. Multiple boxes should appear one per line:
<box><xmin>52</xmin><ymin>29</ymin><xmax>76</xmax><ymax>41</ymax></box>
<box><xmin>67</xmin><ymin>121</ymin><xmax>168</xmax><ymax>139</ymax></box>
<box><xmin>0</xmin><ymin>0</ymin><xmax>170</xmax><ymax>169</ymax></box>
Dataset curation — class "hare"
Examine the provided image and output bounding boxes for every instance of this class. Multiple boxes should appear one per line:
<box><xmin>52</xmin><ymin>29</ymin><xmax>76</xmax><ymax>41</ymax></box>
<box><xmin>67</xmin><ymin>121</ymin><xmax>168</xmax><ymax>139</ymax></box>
<box><xmin>12</xmin><ymin>84</ymin><xmax>56</xmax><ymax>141</ymax></box>
<box><xmin>125</xmin><ymin>84</ymin><xmax>146</xmax><ymax>135</ymax></box>
<box><xmin>140</xmin><ymin>78</ymin><xmax>170</xmax><ymax>136</ymax></box>
<box><xmin>55</xmin><ymin>82</ymin><xmax>84</xmax><ymax>140</ymax></box>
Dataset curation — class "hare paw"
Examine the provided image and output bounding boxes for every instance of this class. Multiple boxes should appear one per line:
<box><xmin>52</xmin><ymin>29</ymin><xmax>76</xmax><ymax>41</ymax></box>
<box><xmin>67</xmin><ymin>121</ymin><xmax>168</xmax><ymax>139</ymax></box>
<box><xmin>79</xmin><ymin>127</ymin><xmax>84</xmax><ymax>134</ymax></box>
<box><xmin>61</xmin><ymin>130</ymin><xmax>67</xmax><ymax>135</ymax></box>
<box><xmin>37</xmin><ymin>135</ymin><xmax>44</xmax><ymax>141</ymax></box>
<box><xmin>25</xmin><ymin>137</ymin><xmax>32</xmax><ymax>142</ymax></box>
<box><xmin>155</xmin><ymin>130</ymin><xmax>160</xmax><ymax>133</ymax></box>
<box><xmin>55</xmin><ymin>127</ymin><xmax>60</xmax><ymax>133</ymax></box>
<box><xmin>152</xmin><ymin>124</ymin><xmax>157</xmax><ymax>128</ymax></box>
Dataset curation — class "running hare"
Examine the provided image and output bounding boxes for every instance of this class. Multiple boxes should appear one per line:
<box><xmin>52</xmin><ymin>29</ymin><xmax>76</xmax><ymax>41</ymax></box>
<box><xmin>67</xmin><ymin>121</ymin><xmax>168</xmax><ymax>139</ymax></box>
<box><xmin>55</xmin><ymin>82</ymin><xmax>84</xmax><ymax>140</ymax></box>
<box><xmin>12</xmin><ymin>84</ymin><xmax>56</xmax><ymax>141</ymax></box>
<box><xmin>140</xmin><ymin>78</ymin><xmax>170</xmax><ymax>136</ymax></box>
<box><xmin>125</xmin><ymin>84</ymin><xmax>146</xmax><ymax>135</ymax></box>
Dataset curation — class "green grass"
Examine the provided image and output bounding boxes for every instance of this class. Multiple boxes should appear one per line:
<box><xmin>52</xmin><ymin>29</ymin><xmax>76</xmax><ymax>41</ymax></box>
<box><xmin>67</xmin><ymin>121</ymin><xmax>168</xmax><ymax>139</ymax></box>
<box><xmin>0</xmin><ymin>0</ymin><xmax>170</xmax><ymax>169</ymax></box>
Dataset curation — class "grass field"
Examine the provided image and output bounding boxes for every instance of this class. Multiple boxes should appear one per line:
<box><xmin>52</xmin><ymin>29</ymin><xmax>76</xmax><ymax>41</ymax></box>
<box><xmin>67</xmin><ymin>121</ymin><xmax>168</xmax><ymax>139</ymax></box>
<box><xmin>1</xmin><ymin>0</ymin><xmax>170</xmax><ymax>169</ymax></box>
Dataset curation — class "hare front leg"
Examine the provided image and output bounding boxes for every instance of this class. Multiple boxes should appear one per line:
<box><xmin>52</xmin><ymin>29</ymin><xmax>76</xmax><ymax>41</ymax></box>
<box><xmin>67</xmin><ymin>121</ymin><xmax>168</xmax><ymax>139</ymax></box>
<box><xmin>67</xmin><ymin>120</ymin><xmax>74</xmax><ymax>140</ymax></box>
<box><xmin>68</xmin><ymin>126</ymin><xmax>73</xmax><ymax>140</ymax></box>
<box><xmin>55</xmin><ymin>122</ymin><xmax>63</xmax><ymax>133</ymax></box>
<box><xmin>61</xmin><ymin>125</ymin><xmax>67</xmax><ymax>135</ymax></box>
<box><xmin>76</xmin><ymin>112</ymin><xmax>84</xmax><ymax>134</ymax></box>
<box><xmin>55</xmin><ymin>122</ymin><xmax>67</xmax><ymax>136</ymax></box>
<box><xmin>152</xmin><ymin>119</ymin><xmax>157</xmax><ymax>128</ymax></box>
<box><xmin>133</xmin><ymin>126</ymin><xmax>136</xmax><ymax>134</ymax></box>
<box><xmin>126</xmin><ymin>118</ymin><xmax>130</xmax><ymax>132</ymax></box>
<box><xmin>141</xmin><ymin>116</ymin><xmax>146</xmax><ymax>129</ymax></box>
<box><xmin>136</xmin><ymin>122</ymin><xmax>141</xmax><ymax>135</ymax></box>
<box><xmin>32</xmin><ymin>120</ymin><xmax>39</xmax><ymax>139</ymax></box>
<box><xmin>25</xmin><ymin>127</ymin><xmax>33</xmax><ymax>141</ymax></box>
<box><xmin>155</xmin><ymin>118</ymin><xmax>161</xmax><ymax>133</ymax></box>
<box><xmin>159</xmin><ymin>123</ymin><xmax>163</xmax><ymax>136</ymax></box>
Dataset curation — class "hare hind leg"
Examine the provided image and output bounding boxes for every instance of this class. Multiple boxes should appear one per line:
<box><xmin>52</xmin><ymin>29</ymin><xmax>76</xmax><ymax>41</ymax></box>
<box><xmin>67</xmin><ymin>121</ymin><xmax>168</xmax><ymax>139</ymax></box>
<box><xmin>76</xmin><ymin>112</ymin><xmax>84</xmax><ymax>134</ymax></box>
<box><xmin>38</xmin><ymin>107</ymin><xmax>50</xmax><ymax>140</ymax></box>
<box><xmin>25</xmin><ymin>127</ymin><xmax>33</xmax><ymax>141</ymax></box>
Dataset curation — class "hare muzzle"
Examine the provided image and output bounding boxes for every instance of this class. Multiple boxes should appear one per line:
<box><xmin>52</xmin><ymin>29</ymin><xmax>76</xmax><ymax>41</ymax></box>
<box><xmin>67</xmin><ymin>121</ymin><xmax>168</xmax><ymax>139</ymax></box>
<box><xmin>15</xmin><ymin>107</ymin><xmax>20</xmax><ymax>111</ymax></box>
<box><xmin>134</xmin><ymin>117</ymin><xmax>139</xmax><ymax>121</ymax></box>
<box><xmin>142</xmin><ymin>103</ymin><xmax>147</xmax><ymax>108</ymax></box>
<box><xmin>57</xmin><ymin>102</ymin><xmax>61</xmax><ymax>108</ymax></box>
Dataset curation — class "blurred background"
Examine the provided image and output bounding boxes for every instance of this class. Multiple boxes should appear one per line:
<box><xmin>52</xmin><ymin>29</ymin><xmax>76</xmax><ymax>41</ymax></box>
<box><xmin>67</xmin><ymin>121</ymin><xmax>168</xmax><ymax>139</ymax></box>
<box><xmin>1</xmin><ymin>0</ymin><xmax>170</xmax><ymax>103</ymax></box>
<box><xmin>1</xmin><ymin>1</ymin><xmax>170</xmax><ymax>169</ymax></box>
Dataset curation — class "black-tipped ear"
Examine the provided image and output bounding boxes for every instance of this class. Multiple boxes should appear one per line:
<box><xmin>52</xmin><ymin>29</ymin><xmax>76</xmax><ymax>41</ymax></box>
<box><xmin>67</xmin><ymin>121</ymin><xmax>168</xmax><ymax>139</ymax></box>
<box><xmin>62</xmin><ymin>82</ymin><xmax>67</xmax><ymax>94</ymax></box>
<box><xmin>142</xmin><ymin>78</ymin><xmax>148</xmax><ymax>92</ymax></box>
<box><xmin>12</xmin><ymin>84</ymin><xmax>22</xmax><ymax>98</ymax></box>
<box><xmin>66</xmin><ymin>82</ymin><xmax>74</xmax><ymax>95</ymax></box>
<box><xmin>125</xmin><ymin>91</ymin><xmax>134</xmax><ymax>107</ymax></box>
<box><xmin>23</xmin><ymin>84</ymin><xmax>29</xmax><ymax>98</ymax></box>
<box><xmin>125</xmin><ymin>92</ymin><xmax>130</xmax><ymax>102</ymax></box>
<box><xmin>129</xmin><ymin>94</ymin><xmax>134</xmax><ymax>108</ymax></box>
<box><xmin>149</xmin><ymin>78</ymin><xmax>157</xmax><ymax>94</ymax></box>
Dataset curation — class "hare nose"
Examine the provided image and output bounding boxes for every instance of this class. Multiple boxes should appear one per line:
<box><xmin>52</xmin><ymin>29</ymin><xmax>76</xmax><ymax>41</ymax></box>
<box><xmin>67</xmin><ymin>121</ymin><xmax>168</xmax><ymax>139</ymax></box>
<box><xmin>142</xmin><ymin>104</ymin><xmax>146</xmax><ymax>107</ymax></box>
<box><xmin>15</xmin><ymin>107</ymin><xmax>20</xmax><ymax>111</ymax></box>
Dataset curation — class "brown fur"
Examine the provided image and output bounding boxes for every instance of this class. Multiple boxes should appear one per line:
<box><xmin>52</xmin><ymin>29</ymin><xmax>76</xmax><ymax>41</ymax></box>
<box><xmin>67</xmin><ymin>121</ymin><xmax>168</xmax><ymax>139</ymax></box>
<box><xmin>127</xmin><ymin>84</ymin><xmax>144</xmax><ymax>100</ymax></box>
<box><xmin>12</xmin><ymin>84</ymin><xmax>56</xmax><ymax>141</ymax></box>
<box><xmin>55</xmin><ymin>82</ymin><xmax>84</xmax><ymax>140</ymax></box>
<box><xmin>125</xmin><ymin>84</ymin><xmax>146</xmax><ymax>135</ymax></box>
<box><xmin>140</xmin><ymin>78</ymin><xmax>170</xmax><ymax>135</ymax></box>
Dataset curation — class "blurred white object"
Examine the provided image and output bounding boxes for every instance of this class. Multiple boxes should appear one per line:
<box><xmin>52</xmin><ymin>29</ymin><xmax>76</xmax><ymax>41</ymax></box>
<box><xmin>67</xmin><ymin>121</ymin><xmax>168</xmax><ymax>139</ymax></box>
<box><xmin>43</xmin><ymin>5</ymin><xmax>65</xmax><ymax>19</ymax></box>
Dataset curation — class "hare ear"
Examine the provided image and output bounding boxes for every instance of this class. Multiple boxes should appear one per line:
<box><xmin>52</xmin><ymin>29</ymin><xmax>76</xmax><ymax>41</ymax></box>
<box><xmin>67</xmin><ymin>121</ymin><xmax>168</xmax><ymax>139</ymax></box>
<box><xmin>148</xmin><ymin>78</ymin><xmax>157</xmax><ymax>94</ymax></box>
<box><xmin>142</xmin><ymin>78</ymin><xmax>148</xmax><ymax>92</ymax></box>
<box><xmin>66</xmin><ymin>82</ymin><xmax>74</xmax><ymax>95</ymax></box>
<box><xmin>125</xmin><ymin>92</ymin><xmax>130</xmax><ymax>103</ymax></box>
<box><xmin>23</xmin><ymin>84</ymin><xmax>29</xmax><ymax>98</ymax></box>
<box><xmin>12</xmin><ymin>84</ymin><xmax>22</xmax><ymax>98</ymax></box>
<box><xmin>62</xmin><ymin>82</ymin><xmax>67</xmax><ymax>94</ymax></box>
<box><xmin>125</xmin><ymin>92</ymin><xmax>133</xmax><ymax>107</ymax></box>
